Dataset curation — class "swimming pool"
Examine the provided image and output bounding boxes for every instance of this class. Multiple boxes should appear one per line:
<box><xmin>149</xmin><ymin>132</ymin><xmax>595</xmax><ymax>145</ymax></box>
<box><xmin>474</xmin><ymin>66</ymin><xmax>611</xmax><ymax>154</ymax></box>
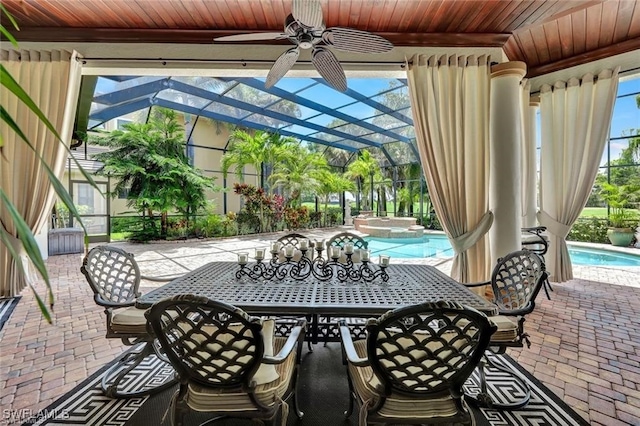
<box><xmin>365</xmin><ymin>235</ymin><xmax>640</xmax><ymax>267</ymax></box>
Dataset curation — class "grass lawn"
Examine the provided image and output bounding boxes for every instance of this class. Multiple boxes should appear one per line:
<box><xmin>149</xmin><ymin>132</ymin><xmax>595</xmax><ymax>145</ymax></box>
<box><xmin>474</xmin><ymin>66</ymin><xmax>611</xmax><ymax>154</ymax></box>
<box><xmin>580</xmin><ymin>207</ymin><xmax>639</xmax><ymax>218</ymax></box>
<box><xmin>580</xmin><ymin>207</ymin><xmax>607</xmax><ymax>218</ymax></box>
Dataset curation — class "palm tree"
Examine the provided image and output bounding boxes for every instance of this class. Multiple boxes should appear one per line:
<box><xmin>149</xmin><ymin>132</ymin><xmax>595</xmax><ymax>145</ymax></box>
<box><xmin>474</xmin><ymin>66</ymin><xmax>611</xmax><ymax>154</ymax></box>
<box><xmin>269</xmin><ymin>146</ymin><xmax>329</xmax><ymax>207</ymax></box>
<box><xmin>345</xmin><ymin>150</ymin><xmax>381</xmax><ymax>211</ymax></box>
<box><xmin>92</xmin><ymin>108</ymin><xmax>217</xmax><ymax>237</ymax></box>
<box><xmin>220</xmin><ymin>129</ymin><xmax>294</xmax><ymax>191</ymax></box>
<box><xmin>316</xmin><ymin>170</ymin><xmax>356</xmax><ymax>225</ymax></box>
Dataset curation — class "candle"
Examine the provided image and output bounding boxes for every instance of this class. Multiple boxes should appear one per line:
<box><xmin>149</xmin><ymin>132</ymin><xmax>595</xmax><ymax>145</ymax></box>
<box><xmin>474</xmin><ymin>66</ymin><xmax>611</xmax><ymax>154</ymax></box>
<box><xmin>299</xmin><ymin>239</ymin><xmax>309</xmax><ymax>250</ymax></box>
<box><xmin>284</xmin><ymin>245</ymin><xmax>294</xmax><ymax>257</ymax></box>
<box><xmin>270</xmin><ymin>242</ymin><xmax>280</xmax><ymax>253</ymax></box>
<box><xmin>344</xmin><ymin>243</ymin><xmax>354</xmax><ymax>254</ymax></box>
<box><xmin>331</xmin><ymin>246</ymin><xmax>341</xmax><ymax>259</ymax></box>
<box><xmin>238</xmin><ymin>252</ymin><xmax>248</xmax><ymax>265</ymax></box>
<box><xmin>361</xmin><ymin>250</ymin><xmax>370</xmax><ymax>261</ymax></box>
<box><xmin>255</xmin><ymin>248</ymin><xmax>265</xmax><ymax>260</ymax></box>
<box><xmin>314</xmin><ymin>239</ymin><xmax>324</xmax><ymax>249</ymax></box>
<box><xmin>379</xmin><ymin>255</ymin><xmax>390</xmax><ymax>266</ymax></box>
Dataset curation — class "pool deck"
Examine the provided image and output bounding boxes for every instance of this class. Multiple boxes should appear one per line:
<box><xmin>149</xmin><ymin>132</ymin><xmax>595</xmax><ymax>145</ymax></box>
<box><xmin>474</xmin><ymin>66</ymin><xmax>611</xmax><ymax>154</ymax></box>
<box><xmin>1</xmin><ymin>226</ymin><xmax>639</xmax><ymax>425</ymax></box>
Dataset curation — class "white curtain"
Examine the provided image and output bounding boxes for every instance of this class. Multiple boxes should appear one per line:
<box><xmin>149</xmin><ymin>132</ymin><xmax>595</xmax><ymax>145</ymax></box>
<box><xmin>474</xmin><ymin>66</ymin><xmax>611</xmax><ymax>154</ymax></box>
<box><xmin>407</xmin><ymin>54</ymin><xmax>493</xmax><ymax>283</ymax></box>
<box><xmin>0</xmin><ymin>50</ymin><xmax>82</xmax><ymax>297</ymax></box>
<box><xmin>520</xmin><ymin>81</ymin><xmax>538</xmax><ymax>228</ymax></box>
<box><xmin>538</xmin><ymin>67</ymin><xmax>620</xmax><ymax>282</ymax></box>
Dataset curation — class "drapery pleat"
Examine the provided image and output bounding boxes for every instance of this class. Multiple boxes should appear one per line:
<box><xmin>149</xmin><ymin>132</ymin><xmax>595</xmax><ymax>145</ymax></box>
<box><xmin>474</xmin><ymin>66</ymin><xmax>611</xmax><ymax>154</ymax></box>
<box><xmin>407</xmin><ymin>54</ymin><xmax>492</xmax><ymax>283</ymax></box>
<box><xmin>538</xmin><ymin>68</ymin><xmax>619</xmax><ymax>282</ymax></box>
<box><xmin>0</xmin><ymin>49</ymin><xmax>82</xmax><ymax>297</ymax></box>
<box><xmin>520</xmin><ymin>81</ymin><xmax>537</xmax><ymax>228</ymax></box>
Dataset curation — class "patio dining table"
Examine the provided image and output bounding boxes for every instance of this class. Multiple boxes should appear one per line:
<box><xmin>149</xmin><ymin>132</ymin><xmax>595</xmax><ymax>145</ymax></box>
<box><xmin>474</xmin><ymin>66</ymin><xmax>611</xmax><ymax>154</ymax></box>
<box><xmin>137</xmin><ymin>262</ymin><xmax>498</xmax><ymax>337</ymax></box>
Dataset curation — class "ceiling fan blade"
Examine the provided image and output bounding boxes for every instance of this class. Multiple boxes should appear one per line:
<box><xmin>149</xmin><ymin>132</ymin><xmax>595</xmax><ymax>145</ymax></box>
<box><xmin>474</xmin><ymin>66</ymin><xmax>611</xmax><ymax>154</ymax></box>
<box><xmin>322</xmin><ymin>27</ymin><xmax>394</xmax><ymax>53</ymax></box>
<box><xmin>312</xmin><ymin>47</ymin><xmax>347</xmax><ymax>92</ymax></box>
<box><xmin>265</xmin><ymin>48</ymin><xmax>300</xmax><ymax>89</ymax></box>
<box><xmin>214</xmin><ymin>32</ymin><xmax>289</xmax><ymax>42</ymax></box>
<box><xmin>292</xmin><ymin>0</ymin><xmax>324</xmax><ymax>29</ymax></box>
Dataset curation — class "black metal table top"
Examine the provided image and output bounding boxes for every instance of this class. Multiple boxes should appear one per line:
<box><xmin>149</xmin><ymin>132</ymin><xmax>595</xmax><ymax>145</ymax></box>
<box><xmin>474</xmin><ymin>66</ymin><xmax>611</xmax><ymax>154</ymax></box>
<box><xmin>137</xmin><ymin>262</ymin><xmax>498</xmax><ymax>316</ymax></box>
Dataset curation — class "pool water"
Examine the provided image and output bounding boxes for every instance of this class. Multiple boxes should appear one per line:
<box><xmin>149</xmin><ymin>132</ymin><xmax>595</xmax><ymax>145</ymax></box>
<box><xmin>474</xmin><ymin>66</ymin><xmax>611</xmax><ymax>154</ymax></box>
<box><xmin>365</xmin><ymin>235</ymin><xmax>640</xmax><ymax>267</ymax></box>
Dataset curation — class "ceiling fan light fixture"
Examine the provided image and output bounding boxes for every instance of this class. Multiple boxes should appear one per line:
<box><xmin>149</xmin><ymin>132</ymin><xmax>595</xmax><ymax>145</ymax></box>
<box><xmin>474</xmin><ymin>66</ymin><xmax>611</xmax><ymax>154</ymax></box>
<box><xmin>214</xmin><ymin>0</ymin><xmax>394</xmax><ymax>91</ymax></box>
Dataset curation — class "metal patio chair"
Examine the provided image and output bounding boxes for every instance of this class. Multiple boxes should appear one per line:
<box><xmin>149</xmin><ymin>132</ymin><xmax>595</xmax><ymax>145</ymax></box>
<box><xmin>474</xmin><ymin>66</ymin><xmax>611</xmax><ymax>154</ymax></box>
<box><xmin>81</xmin><ymin>245</ymin><xmax>179</xmax><ymax>398</ymax></box>
<box><xmin>339</xmin><ymin>301</ymin><xmax>495</xmax><ymax>425</ymax></box>
<box><xmin>522</xmin><ymin>225</ymin><xmax>553</xmax><ymax>299</ymax></box>
<box><xmin>464</xmin><ymin>249</ymin><xmax>547</xmax><ymax>409</ymax></box>
<box><xmin>146</xmin><ymin>294</ymin><xmax>306</xmax><ymax>426</ymax></box>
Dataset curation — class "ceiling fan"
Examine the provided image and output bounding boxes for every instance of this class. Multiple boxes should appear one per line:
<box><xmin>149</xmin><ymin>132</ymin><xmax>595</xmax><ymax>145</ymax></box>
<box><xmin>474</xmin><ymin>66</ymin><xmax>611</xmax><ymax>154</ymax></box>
<box><xmin>213</xmin><ymin>0</ymin><xmax>393</xmax><ymax>92</ymax></box>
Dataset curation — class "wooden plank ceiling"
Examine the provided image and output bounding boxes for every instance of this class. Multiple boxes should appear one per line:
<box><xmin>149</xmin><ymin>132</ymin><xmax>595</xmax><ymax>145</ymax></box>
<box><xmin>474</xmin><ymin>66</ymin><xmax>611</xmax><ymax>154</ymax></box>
<box><xmin>3</xmin><ymin>0</ymin><xmax>639</xmax><ymax>77</ymax></box>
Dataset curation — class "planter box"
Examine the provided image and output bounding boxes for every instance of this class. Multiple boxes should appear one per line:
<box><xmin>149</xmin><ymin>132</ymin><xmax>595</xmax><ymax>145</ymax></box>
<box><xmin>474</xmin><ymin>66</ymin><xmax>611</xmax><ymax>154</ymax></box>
<box><xmin>48</xmin><ymin>228</ymin><xmax>84</xmax><ymax>255</ymax></box>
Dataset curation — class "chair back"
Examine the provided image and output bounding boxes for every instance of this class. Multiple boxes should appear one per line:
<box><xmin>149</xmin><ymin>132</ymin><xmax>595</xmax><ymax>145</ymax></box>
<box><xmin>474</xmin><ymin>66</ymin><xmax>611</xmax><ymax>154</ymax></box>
<box><xmin>326</xmin><ymin>232</ymin><xmax>368</xmax><ymax>250</ymax></box>
<box><xmin>491</xmin><ymin>250</ymin><xmax>547</xmax><ymax>314</ymax></box>
<box><xmin>276</xmin><ymin>233</ymin><xmax>308</xmax><ymax>249</ymax></box>
<box><xmin>81</xmin><ymin>245</ymin><xmax>141</xmax><ymax>306</ymax></box>
<box><xmin>366</xmin><ymin>301</ymin><xmax>494</xmax><ymax>398</ymax></box>
<box><xmin>146</xmin><ymin>295</ymin><xmax>264</xmax><ymax>389</ymax></box>
<box><xmin>521</xmin><ymin>226</ymin><xmax>548</xmax><ymax>257</ymax></box>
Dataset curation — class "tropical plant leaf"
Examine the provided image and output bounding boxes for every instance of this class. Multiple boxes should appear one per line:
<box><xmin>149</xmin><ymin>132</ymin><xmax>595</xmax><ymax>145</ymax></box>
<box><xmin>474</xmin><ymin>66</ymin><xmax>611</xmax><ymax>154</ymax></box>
<box><xmin>1</xmin><ymin>111</ymin><xmax>90</xmax><ymax>236</ymax></box>
<box><xmin>0</xmin><ymin>65</ymin><xmax>101</xmax><ymax>195</ymax></box>
<box><xmin>1</xmin><ymin>65</ymin><xmax>61</xmax><ymax>138</ymax></box>
<box><xmin>0</xmin><ymin>105</ymin><xmax>30</xmax><ymax>148</ymax></box>
<box><xmin>0</xmin><ymin>226</ymin><xmax>52</xmax><ymax>323</ymax></box>
<box><xmin>0</xmin><ymin>4</ymin><xmax>19</xmax><ymax>47</ymax></box>
<box><xmin>0</xmin><ymin>189</ymin><xmax>54</xmax><ymax>320</ymax></box>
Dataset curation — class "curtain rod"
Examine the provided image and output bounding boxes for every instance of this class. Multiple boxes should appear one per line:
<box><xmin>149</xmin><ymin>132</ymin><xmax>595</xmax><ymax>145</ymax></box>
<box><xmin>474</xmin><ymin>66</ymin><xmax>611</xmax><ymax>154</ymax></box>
<box><xmin>78</xmin><ymin>57</ymin><xmax>409</xmax><ymax>68</ymax></box>
<box><xmin>528</xmin><ymin>65</ymin><xmax>639</xmax><ymax>96</ymax></box>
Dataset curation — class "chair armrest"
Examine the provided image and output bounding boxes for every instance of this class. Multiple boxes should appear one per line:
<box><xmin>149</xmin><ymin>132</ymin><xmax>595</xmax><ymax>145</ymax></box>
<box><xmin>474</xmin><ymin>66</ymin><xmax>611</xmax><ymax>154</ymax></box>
<box><xmin>339</xmin><ymin>320</ymin><xmax>369</xmax><ymax>367</ymax></box>
<box><xmin>522</xmin><ymin>226</ymin><xmax>546</xmax><ymax>235</ymax></box>
<box><xmin>263</xmin><ymin>321</ymin><xmax>305</xmax><ymax>364</ymax></box>
<box><xmin>94</xmin><ymin>294</ymin><xmax>136</xmax><ymax>308</ymax></box>
<box><xmin>462</xmin><ymin>280</ymin><xmax>491</xmax><ymax>288</ymax></box>
<box><xmin>497</xmin><ymin>301</ymin><xmax>534</xmax><ymax>317</ymax></box>
<box><xmin>140</xmin><ymin>274</ymin><xmax>182</xmax><ymax>282</ymax></box>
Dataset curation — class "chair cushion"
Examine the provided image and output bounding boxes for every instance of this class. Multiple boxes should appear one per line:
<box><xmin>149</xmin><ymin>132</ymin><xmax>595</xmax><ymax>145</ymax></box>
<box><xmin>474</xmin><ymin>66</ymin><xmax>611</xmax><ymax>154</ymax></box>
<box><xmin>255</xmin><ymin>319</ymin><xmax>279</xmax><ymax>385</ymax></box>
<box><xmin>488</xmin><ymin>315</ymin><xmax>519</xmax><ymax>342</ymax></box>
<box><xmin>185</xmin><ymin>337</ymin><xmax>295</xmax><ymax>412</ymax></box>
<box><xmin>349</xmin><ymin>340</ymin><xmax>459</xmax><ymax>419</ymax></box>
<box><xmin>110</xmin><ymin>306</ymin><xmax>148</xmax><ymax>334</ymax></box>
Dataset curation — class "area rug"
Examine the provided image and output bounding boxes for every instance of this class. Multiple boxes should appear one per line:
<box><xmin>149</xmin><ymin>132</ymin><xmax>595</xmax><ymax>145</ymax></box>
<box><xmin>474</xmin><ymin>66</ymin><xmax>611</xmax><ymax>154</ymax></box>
<box><xmin>23</xmin><ymin>344</ymin><xmax>588</xmax><ymax>426</ymax></box>
<box><xmin>0</xmin><ymin>296</ymin><xmax>21</xmax><ymax>332</ymax></box>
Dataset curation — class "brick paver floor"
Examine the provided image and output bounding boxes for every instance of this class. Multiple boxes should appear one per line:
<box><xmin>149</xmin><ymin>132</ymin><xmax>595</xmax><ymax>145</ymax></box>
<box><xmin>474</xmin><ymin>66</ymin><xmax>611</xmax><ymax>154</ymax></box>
<box><xmin>1</xmin><ymin>229</ymin><xmax>639</xmax><ymax>425</ymax></box>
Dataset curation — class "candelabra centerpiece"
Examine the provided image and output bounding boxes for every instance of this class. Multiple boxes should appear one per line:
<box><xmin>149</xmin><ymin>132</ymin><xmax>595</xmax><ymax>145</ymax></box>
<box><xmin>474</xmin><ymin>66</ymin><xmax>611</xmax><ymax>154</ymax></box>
<box><xmin>236</xmin><ymin>240</ymin><xmax>390</xmax><ymax>283</ymax></box>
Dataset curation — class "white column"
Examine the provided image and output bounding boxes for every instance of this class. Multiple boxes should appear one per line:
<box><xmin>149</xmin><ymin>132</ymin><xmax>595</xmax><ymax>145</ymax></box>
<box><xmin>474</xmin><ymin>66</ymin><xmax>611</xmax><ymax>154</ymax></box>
<box><xmin>490</xmin><ymin>62</ymin><xmax>526</xmax><ymax>264</ymax></box>
<box><xmin>522</xmin><ymin>96</ymin><xmax>540</xmax><ymax>228</ymax></box>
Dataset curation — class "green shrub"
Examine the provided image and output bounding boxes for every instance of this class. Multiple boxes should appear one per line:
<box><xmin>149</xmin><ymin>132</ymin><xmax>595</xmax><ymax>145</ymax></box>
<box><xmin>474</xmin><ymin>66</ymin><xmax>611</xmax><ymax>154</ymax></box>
<box><xmin>567</xmin><ymin>217</ymin><xmax>609</xmax><ymax>243</ymax></box>
<box><xmin>194</xmin><ymin>214</ymin><xmax>225</xmax><ymax>238</ymax></box>
<box><xmin>236</xmin><ymin>211</ymin><xmax>260</xmax><ymax>235</ymax></box>
<box><xmin>284</xmin><ymin>206</ymin><xmax>310</xmax><ymax>230</ymax></box>
<box><xmin>309</xmin><ymin>211</ymin><xmax>322</xmax><ymax>228</ymax></box>
<box><xmin>325</xmin><ymin>207</ymin><xmax>343</xmax><ymax>226</ymax></box>
<box><xmin>111</xmin><ymin>216</ymin><xmax>145</xmax><ymax>233</ymax></box>
<box><xmin>128</xmin><ymin>217</ymin><xmax>162</xmax><ymax>242</ymax></box>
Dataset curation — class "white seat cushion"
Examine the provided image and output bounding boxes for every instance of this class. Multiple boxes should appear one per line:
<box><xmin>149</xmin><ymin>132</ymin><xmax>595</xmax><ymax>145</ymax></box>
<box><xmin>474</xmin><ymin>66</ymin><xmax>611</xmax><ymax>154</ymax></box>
<box><xmin>488</xmin><ymin>315</ymin><xmax>519</xmax><ymax>342</ymax></box>
<box><xmin>110</xmin><ymin>306</ymin><xmax>148</xmax><ymax>334</ymax></box>
<box><xmin>111</xmin><ymin>306</ymin><xmax>147</xmax><ymax>326</ymax></box>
